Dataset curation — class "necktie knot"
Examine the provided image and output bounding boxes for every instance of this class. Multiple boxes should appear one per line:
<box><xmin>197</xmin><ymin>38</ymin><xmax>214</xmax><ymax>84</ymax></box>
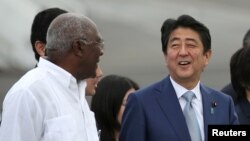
<box><xmin>182</xmin><ymin>91</ymin><xmax>195</xmax><ymax>103</ymax></box>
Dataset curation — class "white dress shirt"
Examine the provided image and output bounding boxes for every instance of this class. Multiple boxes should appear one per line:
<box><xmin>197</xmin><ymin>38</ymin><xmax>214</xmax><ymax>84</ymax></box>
<box><xmin>170</xmin><ymin>76</ymin><xmax>205</xmax><ymax>141</ymax></box>
<box><xmin>0</xmin><ymin>57</ymin><xmax>99</xmax><ymax>141</ymax></box>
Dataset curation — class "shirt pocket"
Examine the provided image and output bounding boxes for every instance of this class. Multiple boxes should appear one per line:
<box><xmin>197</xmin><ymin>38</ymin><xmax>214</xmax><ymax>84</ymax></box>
<box><xmin>43</xmin><ymin>115</ymin><xmax>77</xmax><ymax>141</ymax></box>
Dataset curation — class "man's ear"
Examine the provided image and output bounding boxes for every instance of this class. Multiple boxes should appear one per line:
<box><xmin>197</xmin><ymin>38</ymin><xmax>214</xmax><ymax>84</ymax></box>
<box><xmin>72</xmin><ymin>39</ymin><xmax>86</xmax><ymax>57</ymax></box>
<box><xmin>35</xmin><ymin>41</ymin><xmax>46</xmax><ymax>56</ymax></box>
<box><xmin>204</xmin><ymin>49</ymin><xmax>212</xmax><ymax>67</ymax></box>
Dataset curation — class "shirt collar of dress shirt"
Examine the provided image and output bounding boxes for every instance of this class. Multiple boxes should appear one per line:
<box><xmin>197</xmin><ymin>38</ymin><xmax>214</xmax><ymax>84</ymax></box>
<box><xmin>169</xmin><ymin>76</ymin><xmax>201</xmax><ymax>101</ymax></box>
<box><xmin>37</xmin><ymin>57</ymin><xmax>87</xmax><ymax>99</ymax></box>
<box><xmin>37</xmin><ymin>57</ymin><xmax>86</xmax><ymax>90</ymax></box>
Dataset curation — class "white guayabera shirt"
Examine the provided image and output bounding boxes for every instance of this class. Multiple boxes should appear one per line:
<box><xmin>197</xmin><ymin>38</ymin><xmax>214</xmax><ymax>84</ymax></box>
<box><xmin>0</xmin><ymin>57</ymin><xmax>99</xmax><ymax>141</ymax></box>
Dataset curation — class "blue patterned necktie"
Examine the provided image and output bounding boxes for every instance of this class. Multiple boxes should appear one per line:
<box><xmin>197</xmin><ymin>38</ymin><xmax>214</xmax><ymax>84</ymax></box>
<box><xmin>182</xmin><ymin>91</ymin><xmax>202</xmax><ymax>141</ymax></box>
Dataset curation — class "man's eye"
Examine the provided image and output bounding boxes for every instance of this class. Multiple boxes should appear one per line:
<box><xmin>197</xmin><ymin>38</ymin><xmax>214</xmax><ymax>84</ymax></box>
<box><xmin>187</xmin><ymin>44</ymin><xmax>196</xmax><ymax>48</ymax></box>
<box><xmin>171</xmin><ymin>44</ymin><xmax>179</xmax><ymax>48</ymax></box>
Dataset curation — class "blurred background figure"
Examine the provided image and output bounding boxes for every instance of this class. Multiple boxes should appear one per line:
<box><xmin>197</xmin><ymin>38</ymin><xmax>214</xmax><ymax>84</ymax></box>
<box><xmin>228</xmin><ymin>46</ymin><xmax>250</xmax><ymax>124</ymax></box>
<box><xmin>30</xmin><ymin>7</ymin><xmax>67</xmax><ymax>62</ymax></box>
<box><xmin>221</xmin><ymin>29</ymin><xmax>250</xmax><ymax>103</ymax></box>
<box><xmin>91</xmin><ymin>74</ymin><xmax>139</xmax><ymax>141</ymax></box>
<box><xmin>86</xmin><ymin>65</ymin><xmax>103</xmax><ymax>96</ymax></box>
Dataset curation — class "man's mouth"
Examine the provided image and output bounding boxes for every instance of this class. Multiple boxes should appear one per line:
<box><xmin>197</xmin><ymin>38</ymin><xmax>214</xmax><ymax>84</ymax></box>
<box><xmin>179</xmin><ymin>61</ymin><xmax>191</xmax><ymax>65</ymax></box>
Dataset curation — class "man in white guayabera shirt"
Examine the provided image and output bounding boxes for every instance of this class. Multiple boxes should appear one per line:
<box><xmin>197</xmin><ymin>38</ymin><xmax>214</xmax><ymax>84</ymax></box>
<box><xmin>0</xmin><ymin>13</ymin><xmax>104</xmax><ymax>141</ymax></box>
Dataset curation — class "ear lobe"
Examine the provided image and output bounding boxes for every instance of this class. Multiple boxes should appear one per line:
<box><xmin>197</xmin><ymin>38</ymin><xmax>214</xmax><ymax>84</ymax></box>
<box><xmin>35</xmin><ymin>41</ymin><xmax>46</xmax><ymax>56</ymax></box>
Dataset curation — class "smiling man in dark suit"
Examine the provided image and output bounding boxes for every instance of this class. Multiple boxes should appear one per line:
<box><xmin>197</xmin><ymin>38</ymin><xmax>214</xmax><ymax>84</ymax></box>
<box><xmin>120</xmin><ymin>15</ymin><xmax>239</xmax><ymax>141</ymax></box>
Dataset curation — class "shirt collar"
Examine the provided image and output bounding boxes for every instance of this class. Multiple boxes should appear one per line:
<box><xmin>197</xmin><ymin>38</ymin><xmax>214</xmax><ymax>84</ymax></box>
<box><xmin>170</xmin><ymin>76</ymin><xmax>201</xmax><ymax>100</ymax></box>
<box><xmin>37</xmin><ymin>57</ymin><xmax>76</xmax><ymax>88</ymax></box>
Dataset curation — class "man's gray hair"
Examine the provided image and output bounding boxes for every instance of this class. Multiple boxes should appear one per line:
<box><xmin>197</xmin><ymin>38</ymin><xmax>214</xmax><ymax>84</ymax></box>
<box><xmin>46</xmin><ymin>13</ymin><xmax>97</xmax><ymax>53</ymax></box>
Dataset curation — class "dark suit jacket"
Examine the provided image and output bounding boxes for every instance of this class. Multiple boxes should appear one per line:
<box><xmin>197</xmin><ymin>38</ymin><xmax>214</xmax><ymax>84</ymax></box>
<box><xmin>120</xmin><ymin>76</ymin><xmax>239</xmax><ymax>141</ymax></box>
<box><xmin>221</xmin><ymin>83</ymin><xmax>238</xmax><ymax>104</ymax></box>
<box><xmin>235</xmin><ymin>99</ymin><xmax>250</xmax><ymax>124</ymax></box>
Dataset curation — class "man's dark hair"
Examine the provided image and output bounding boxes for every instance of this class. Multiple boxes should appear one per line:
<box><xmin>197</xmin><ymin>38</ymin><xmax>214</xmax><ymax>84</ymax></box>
<box><xmin>243</xmin><ymin>29</ymin><xmax>250</xmax><ymax>47</ymax></box>
<box><xmin>231</xmin><ymin>46</ymin><xmax>250</xmax><ymax>102</ymax></box>
<box><xmin>161</xmin><ymin>14</ymin><xmax>211</xmax><ymax>54</ymax></box>
<box><xmin>30</xmin><ymin>8</ymin><xmax>67</xmax><ymax>60</ymax></box>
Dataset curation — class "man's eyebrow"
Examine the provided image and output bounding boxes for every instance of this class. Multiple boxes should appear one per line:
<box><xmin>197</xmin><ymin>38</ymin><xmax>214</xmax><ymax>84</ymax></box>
<box><xmin>185</xmin><ymin>38</ymin><xmax>198</xmax><ymax>44</ymax></box>
<box><xmin>169</xmin><ymin>37</ymin><xmax>180</xmax><ymax>43</ymax></box>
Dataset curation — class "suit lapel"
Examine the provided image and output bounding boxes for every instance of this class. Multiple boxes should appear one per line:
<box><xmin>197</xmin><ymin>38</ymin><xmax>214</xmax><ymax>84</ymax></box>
<box><xmin>200</xmin><ymin>85</ymin><xmax>215</xmax><ymax>141</ymax></box>
<box><xmin>154</xmin><ymin>76</ymin><xmax>191</xmax><ymax>141</ymax></box>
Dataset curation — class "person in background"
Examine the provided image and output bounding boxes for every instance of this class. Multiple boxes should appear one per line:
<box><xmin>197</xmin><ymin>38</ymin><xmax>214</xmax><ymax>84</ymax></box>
<box><xmin>221</xmin><ymin>29</ymin><xmax>250</xmax><ymax>103</ymax></box>
<box><xmin>91</xmin><ymin>75</ymin><xmax>139</xmax><ymax>141</ymax></box>
<box><xmin>229</xmin><ymin>46</ymin><xmax>250</xmax><ymax>124</ymax></box>
<box><xmin>30</xmin><ymin>7</ymin><xmax>67</xmax><ymax>61</ymax></box>
<box><xmin>85</xmin><ymin>65</ymin><xmax>103</xmax><ymax>96</ymax></box>
<box><xmin>30</xmin><ymin>7</ymin><xmax>103</xmax><ymax>96</ymax></box>
<box><xmin>120</xmin><ymin>14</ymin><xmax>239</xmax><ymax>141</ymax></box>
<box><xmin>0</xmin><ymin>13</ymin><xmax>104</xmax><ymax>141</ymax></box>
